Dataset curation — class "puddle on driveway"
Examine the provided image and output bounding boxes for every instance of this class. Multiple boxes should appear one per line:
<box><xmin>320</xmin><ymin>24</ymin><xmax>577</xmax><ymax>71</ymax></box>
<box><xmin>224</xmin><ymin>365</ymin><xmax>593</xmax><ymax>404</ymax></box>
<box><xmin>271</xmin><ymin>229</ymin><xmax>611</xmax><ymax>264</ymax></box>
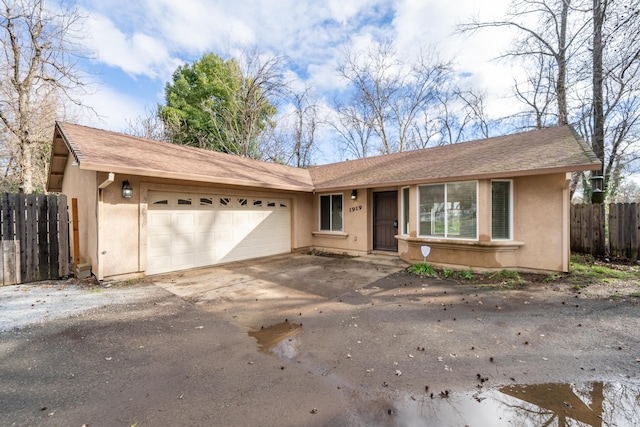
<box><xmin>354</xmin><ymin>381</ymin><xmax>640</xmax><ymax>426</ymax></box>
<box><xmin>248</xmin><ymin>321</ymin><xmax>303</xmax><ymax>359</ymax></box>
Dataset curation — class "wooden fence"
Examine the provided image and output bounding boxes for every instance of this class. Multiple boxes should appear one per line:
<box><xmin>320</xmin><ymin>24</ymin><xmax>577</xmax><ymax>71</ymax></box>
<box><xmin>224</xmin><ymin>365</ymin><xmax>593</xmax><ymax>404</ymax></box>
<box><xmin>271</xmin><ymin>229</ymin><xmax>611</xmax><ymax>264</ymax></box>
<box><xmin>570</xmin><ymin>203</ymin><xmax>640</xmax><ymax>259</ymax></box>
<box><xmin>0</xmin><ymin>193</ymin><xmax>71</xmax><ymax>285</ymax></box>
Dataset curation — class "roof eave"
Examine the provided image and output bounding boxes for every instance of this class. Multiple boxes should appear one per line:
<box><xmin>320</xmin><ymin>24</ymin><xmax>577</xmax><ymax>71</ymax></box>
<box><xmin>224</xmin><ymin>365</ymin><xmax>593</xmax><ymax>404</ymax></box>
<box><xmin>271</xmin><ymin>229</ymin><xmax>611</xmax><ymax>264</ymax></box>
<box><xmin>78</xmin><ymin>162</ymin><xmax>315</xmax><ymax>192</ymax></box>
<box><xmin>313</xmin><ymin>162</ymin><xmax>603</xmax><ymax>192</ymax></box>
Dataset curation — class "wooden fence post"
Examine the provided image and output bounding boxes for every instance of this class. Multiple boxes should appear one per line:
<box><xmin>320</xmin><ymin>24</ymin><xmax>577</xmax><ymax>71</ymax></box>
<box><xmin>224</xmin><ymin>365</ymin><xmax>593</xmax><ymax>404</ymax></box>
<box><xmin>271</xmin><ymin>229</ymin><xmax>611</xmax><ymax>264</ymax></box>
<box><xmin>58</xmin><ymin>194</ymin><xmax>70</xmax><ymax>277</ymax></box>
<box><xmin>72</xmin><ymin>198</ymin><xmax>80</xmax><ymax>271</ymax></box>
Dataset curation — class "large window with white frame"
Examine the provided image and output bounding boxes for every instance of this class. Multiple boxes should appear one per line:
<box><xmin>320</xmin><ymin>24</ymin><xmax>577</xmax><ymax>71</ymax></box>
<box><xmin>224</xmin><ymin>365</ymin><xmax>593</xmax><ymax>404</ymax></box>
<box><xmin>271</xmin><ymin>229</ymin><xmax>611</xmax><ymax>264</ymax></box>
<box><xmin>401</xmin><ymin>187</ymin><xmax>410</xmax><ymax>235</ymax></box>
<box><xmin>320</xmin><ymin>194</ymin><xmax>343</xmax><ymax>232</ymax></box>
<box><xmin>491</xmin><ymin>180</ymin><xmax>512</xmax><ymax>240</ymax></box>
<box><xmin>418</xmin><ymin>181</ymin><xmax>477</xmax><ymax>239</ymax></box>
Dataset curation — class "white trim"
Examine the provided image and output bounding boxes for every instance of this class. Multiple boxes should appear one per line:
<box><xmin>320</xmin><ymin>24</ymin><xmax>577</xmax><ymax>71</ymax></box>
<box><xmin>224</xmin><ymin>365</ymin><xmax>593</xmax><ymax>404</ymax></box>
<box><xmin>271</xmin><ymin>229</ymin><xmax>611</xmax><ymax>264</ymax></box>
<box><xmin>417</xmin><ymin>181</ymin><xmax>479</xmax><ymax>241</ymax></box>
<box><xmin>490</xmin><ymin>180</ymin><xmax>513</xmax><ymax>241</ymax></box>
<box><xmin>401</xmin><ymin>186</ymin><xmax>410</xmax><ymax>236</ymax></box>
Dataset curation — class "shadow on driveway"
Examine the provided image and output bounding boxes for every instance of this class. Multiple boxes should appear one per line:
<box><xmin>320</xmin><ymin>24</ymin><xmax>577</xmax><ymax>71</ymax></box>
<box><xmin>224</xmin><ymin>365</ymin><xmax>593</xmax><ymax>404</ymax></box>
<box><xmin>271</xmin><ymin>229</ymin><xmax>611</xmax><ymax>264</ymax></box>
<box><xmin>151</xmin><ymin>252</ymin><xmax>408</xmax><ymax>326</ymax></box>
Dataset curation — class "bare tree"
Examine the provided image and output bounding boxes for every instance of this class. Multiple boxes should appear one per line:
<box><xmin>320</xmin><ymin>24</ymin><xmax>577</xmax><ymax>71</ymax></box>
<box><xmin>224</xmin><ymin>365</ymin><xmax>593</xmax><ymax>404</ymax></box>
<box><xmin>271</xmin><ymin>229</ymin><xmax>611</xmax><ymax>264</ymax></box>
<box><xmin>0</xmin><ymin>0</ymin><xmax>89</xmax><ymax>193</ymax></box>
<box><xmin>330</xmin><ymin>101</ymin><xmax>373</xmax><ymax>159</ymax></box>
<box><xmin>336</xmin><ymin>41</ymin><xmax>460</xmax><ymax>154</ymax></box>
<box><xmin>458</xmin><ymin>0</ymin><xmax>591</xmax><ymax>126</ymax></box>
<box><xmin>512</xmin><ymin>42</ymin><xmax>558</xmax><ymax>129</ymax></box>
<box><xmin>213</xmin><ymin>47</ymin><xmax>290</xmax><ymax>159</ymax></box>
<box><xmin>124</xmin><ymin>106</ymin><xmax>167</xmax><ymax>141</ymax></box>
<box><xmin>287</xmin><ymin>86</ymin><xmax>318</xmax><ymax>167</ymax></box>
<box><xmin>459</xmin><ymin>0</ymin><xmax>640</xmax><ymax>201</ymax></box>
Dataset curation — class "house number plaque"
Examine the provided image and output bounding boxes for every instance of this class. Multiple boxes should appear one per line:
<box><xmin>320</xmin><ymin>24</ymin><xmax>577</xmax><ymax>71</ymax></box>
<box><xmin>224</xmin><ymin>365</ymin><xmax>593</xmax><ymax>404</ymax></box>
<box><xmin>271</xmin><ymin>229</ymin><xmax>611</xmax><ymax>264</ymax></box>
<box><xmin>349</xmin><ymin>205</ymin><xmax>363</xmax><ymax>212</ymax></box>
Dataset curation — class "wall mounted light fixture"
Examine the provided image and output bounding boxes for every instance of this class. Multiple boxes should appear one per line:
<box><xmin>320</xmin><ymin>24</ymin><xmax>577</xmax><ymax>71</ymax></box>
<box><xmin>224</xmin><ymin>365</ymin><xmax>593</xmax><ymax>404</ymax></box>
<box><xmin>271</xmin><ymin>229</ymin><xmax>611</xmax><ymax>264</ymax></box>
<box><xmin>351</xmin><ymin>189</ymin><xmax>358</xmax><ymax>200</ymax></box>
<box><xmin>122</xmin><ymin>180</ymin><xmax>133</xmax><ymax>199</ymax></box>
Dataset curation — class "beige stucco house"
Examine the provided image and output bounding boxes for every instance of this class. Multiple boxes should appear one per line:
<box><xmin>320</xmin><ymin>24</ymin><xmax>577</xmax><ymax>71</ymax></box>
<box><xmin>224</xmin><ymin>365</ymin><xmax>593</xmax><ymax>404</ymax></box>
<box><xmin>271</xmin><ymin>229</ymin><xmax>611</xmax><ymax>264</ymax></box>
<box><xmin>47</xmin><ymin>122</ymin><xmax>600</xmax><ymax>280</ymax></box>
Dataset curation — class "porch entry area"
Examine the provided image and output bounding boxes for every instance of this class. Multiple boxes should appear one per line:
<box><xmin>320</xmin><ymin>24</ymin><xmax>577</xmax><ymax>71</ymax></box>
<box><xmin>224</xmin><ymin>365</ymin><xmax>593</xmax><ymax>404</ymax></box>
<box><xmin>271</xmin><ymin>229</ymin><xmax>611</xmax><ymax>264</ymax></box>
<box><xmin>373</xmin><ymin>191</ymin><xmax>398</xmax><ymax>252</ymax></box>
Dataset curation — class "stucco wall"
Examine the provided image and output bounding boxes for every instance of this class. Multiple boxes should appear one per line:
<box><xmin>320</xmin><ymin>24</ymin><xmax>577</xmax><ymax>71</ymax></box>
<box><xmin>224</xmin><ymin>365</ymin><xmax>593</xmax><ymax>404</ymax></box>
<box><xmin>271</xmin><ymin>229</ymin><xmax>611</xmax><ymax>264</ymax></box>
<box><xmin>60</xmin><ymin>161</ymin><xmax>98</xmax><ymax>273</ymax></box>
<box><xmin>513</xmin><ymin>173</ymin><xmax>569</xmax><ymax>272</ymax></box>
<box><xmin>99</xmin><ymin>173</ymin><xmax>140</xmax><ymax>279</ymax></box>
<box><xmin>310</xmin><ymin>189</ymin><xmax>370</xmax><ymax>255</ymax></box>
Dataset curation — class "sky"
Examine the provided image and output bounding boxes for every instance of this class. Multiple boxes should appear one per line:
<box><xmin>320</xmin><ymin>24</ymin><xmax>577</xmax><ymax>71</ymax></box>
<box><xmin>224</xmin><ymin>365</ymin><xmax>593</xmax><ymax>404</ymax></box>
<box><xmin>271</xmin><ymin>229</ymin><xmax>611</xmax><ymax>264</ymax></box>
<box><xmin>71</xmin><ymin>0</ymin><xmax>521</xmax><ymax>163</ymax></box>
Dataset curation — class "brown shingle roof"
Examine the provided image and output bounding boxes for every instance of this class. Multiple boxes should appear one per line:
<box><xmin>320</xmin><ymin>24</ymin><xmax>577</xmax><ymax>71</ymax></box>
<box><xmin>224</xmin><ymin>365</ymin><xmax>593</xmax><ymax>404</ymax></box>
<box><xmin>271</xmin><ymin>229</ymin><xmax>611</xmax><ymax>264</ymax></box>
<box><xmin>48</xmin><ymin>122</ymin><xmax>600</xmax><ymax>193</ymax></box>
<box><xmin>52</xmin><ymin>122</ymin><xmax>314</xmax><ymax>191</ymax></box>
<box><xmin>308</xmin><ymin>125</ymin><xmax>601</xmax><ymax>190</ymax></box>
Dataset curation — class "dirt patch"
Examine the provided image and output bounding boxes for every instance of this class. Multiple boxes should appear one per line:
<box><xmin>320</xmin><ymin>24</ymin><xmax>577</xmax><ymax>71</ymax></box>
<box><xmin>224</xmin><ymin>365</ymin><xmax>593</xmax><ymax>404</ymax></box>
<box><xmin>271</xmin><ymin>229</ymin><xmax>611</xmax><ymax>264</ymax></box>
<box><xmin>408</xmin><ymin>254</ymin><xmax>640</xmax><ymax>303</ymax></box>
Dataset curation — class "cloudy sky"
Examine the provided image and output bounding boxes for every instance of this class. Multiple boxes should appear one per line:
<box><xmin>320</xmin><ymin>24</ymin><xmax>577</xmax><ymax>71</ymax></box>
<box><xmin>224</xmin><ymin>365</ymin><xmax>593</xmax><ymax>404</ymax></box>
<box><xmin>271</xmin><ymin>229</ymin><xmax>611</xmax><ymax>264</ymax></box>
<box><xmin>72</xmin><ymin>0</ymin><xmax>520</xmax><ymax>161</ymax></box>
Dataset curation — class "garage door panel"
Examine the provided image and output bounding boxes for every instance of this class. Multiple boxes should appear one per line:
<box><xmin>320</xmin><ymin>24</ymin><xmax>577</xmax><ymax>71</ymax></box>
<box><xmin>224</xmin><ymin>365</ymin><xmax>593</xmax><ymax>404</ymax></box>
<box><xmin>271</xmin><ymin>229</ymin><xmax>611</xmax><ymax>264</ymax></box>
<box><xmin>149</xmin><ymin>213</ymin><xmax>172</xmax><ymax>227</ymax></box>
<box><xmin>148</xmin><ymin>255</ymin><xmax>172</xmax><ymax>273</ymax></box>
<box><xmin>217</xmin><ymin>212</ymin><xmax>233</xmax><ymax>225</ymax></box>
<box><xmin>196</xmin><ymin>232</ymin><xmax>216</xmax><ymax>245</ymax></box>
<box><xmin>172</xmin><ymin>232</ymin><xmax>196</xmax><ymax>247</ymax></box>
<box><xmin>175</xmin><ymin>213</ymin><xmax>196</xmax><ymax>226</ymax></box>
<box><xmin>148</xmin><ymin>233</ymin><xmax>171</xmax><ymax>248</ymax></box>
<box><xmin>147</xmin><ymin>191</ymin><xmax>291</xmax><ymax>275</ymax></box>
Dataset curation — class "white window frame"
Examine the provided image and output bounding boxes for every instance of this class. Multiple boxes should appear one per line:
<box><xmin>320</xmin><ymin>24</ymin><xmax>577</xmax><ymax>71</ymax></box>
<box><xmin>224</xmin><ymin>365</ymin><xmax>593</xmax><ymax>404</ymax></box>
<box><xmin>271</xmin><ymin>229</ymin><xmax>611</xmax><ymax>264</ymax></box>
<box><xmin>401</xmin><ymin>186</ymin><xmax>410</xmax><ymax>235</ymax></box>
<box><xmin>417</xmin><ymin>181</ymin><xmax>478</xmax><ymax>240</ymax></box>
<box><xmin>319</xmin><ymin>193</ymin><xmax>344</xmax><ymax>232</ymax></box>
<box><xmin>491</xmin><ymin>180</ymin><xmax>513</xmax><ymax>241</ymax></box>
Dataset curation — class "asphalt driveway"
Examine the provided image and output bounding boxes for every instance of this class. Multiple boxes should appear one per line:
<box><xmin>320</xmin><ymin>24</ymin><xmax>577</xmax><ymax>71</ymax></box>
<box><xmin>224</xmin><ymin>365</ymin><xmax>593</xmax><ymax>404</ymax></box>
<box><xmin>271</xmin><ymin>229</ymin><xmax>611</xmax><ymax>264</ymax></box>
<box><xmin>151</xmin><ymin>252</ymin><xmax>408</xmax><ymax>327</ymax></box>
<box><xmin>1</xmin><ymin>253</ymin><xmax>639</xmax><ymax>426</ymax></box>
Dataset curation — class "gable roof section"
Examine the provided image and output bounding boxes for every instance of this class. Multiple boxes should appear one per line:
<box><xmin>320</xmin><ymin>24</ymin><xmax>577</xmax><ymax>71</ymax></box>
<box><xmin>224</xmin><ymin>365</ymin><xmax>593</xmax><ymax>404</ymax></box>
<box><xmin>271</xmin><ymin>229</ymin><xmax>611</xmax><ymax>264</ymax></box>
<box><xmin>48</xmin><ymin>122</ymin><xmax>601</xmax><ymax>193</ymax></box>
<box><xmin>309</xmin><ymin>125</ymin><xmax>601</xmax><ymax>190</ymax></box>
<box><xmin>48</xmin><ymin>122</ymin><xmax>314</xmax><ymax>192</ymax></box>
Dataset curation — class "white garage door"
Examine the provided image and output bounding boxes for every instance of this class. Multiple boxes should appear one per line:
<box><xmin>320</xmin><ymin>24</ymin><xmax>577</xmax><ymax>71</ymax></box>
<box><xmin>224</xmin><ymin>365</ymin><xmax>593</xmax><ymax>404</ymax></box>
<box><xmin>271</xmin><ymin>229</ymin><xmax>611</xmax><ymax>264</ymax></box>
<box><xmin>147</xmin><ymin>192</ymin><xmax>291</xmax><ymax>275</ymax></box>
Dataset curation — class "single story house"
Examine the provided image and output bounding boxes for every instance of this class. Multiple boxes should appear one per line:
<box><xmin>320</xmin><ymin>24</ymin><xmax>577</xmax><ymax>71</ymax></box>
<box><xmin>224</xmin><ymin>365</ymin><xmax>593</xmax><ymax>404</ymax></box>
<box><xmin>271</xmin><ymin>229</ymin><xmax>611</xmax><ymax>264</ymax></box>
<box><xmin>47</xmin><ymin>122</ymin><xmax>600</xmax><ymax>280</ymax></box>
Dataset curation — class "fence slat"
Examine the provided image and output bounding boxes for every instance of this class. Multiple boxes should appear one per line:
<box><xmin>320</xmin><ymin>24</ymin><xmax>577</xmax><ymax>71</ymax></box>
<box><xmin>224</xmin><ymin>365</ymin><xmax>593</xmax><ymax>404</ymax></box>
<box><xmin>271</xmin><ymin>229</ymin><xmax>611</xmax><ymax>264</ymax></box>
<box><xmin>26</xmin><ymin>194</ymin><xmax>38</xmax><ymax>282</ymax></box>
<box><xmin>609</xmin><ymin>204</ymin><xmax>620</xmax><ymax>257</ymax></box>
<box><xmin>37</xmin><ymin>195</ymin><xmax>49</xmax><ymax>281</ymax></box>
<box><xmin>0</xmin><ymin>193</ymin><xmax>70</xmax><ymax>285</ymax></box>
<box><xmin>572</xmin><ymin>203</ymin><xmax>639</xmax><ymax>260</ymax></box>
<box><xmin>16</xmin><ymin>194</ymin><xmax>26</xmax><ymax>282</ymax></box>
<box><xmin>58</xmin><ymin>194</ymin><xmax>70</xmax><ymax>277</ymax></box>
<box><xmin>48</xmin><ymin>194</ymin><xmax>59</xmax><ymax>280</ymax></box>
<box><xmin>630</xmin><ymin>203</ymin><xmax>638</xmax><ymax>260</ymax></box>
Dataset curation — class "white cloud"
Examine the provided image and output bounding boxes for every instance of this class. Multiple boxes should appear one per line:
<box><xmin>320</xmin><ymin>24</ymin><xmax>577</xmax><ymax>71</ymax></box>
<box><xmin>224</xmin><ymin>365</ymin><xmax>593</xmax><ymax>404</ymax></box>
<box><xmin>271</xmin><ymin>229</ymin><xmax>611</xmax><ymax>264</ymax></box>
<box><xmin>83</xmin><ymin>12</ymin><xmax>175</xmax><ymax>79</ymax></box>
<box><xmin>74</xmin><ymin>0</ymin><xmax>531</xmax><ymax>142</ymax></box>
<box><xmin>78</xmin><ymin>86</ymin><xmax>150</xmax><ymax>133</ymax></box>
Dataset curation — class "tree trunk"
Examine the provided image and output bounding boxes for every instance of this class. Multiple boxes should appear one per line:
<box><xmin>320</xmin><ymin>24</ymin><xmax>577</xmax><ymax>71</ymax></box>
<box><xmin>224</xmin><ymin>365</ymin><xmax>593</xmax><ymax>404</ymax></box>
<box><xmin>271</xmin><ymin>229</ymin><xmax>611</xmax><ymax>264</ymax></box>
<box><xmin>591</xmin><ymin>0</ymin><xmax>605</xmax><ymax>203</ymax></box>
<box><xmin>556</xmin><ymin>0</ymin><xmax>570</xmax><ymax>125</ymax></box>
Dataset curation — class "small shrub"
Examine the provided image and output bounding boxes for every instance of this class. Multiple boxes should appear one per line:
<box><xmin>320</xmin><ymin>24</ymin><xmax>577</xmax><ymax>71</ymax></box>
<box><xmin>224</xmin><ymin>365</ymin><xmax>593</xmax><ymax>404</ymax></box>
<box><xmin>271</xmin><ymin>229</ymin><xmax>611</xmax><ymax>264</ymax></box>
<box><xmin>458</xmin><ymin>268</ymin><xmax>475</xmax><ymax>280</ymax></box>
<box><xmin>490</xmin><ymin>269</ymin><xmax>523</xmax><ymax>284</ymax></box>
<box><xmin>443</xmin><ymin>268</ymin><xmax>455</xmax><ymax>278</ymax></box>
<box><xmin>572</xmin><ymin>284</ymin><xmax>581</xmax><ymax>290</ymax></box>
<box><xmin>544</xmin><ymin>273</ymin><xmax>561</xmax><ymax>283</ymax></box>
<box><xmin>408</xmin><ymin>263</ymin><xmax>436</xmax><ymax>276</ymax></box>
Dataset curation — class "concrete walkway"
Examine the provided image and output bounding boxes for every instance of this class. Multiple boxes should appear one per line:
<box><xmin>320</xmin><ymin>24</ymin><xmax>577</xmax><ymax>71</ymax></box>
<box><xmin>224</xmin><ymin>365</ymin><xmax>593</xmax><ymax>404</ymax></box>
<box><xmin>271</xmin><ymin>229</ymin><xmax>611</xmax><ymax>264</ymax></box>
<box><xmin>151</xmin><ymin>252</ymin><xmax>408</xmax><ymax>327</ymax></box>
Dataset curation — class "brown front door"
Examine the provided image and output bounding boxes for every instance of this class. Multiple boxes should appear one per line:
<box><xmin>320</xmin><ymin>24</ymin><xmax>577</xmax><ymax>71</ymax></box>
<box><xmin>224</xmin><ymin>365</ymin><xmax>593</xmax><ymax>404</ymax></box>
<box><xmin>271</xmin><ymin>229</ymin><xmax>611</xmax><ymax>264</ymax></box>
<box><xmin>373</xmin><ymin>191</ymin><xmax>398</xmax><ymax>251</ymax></box>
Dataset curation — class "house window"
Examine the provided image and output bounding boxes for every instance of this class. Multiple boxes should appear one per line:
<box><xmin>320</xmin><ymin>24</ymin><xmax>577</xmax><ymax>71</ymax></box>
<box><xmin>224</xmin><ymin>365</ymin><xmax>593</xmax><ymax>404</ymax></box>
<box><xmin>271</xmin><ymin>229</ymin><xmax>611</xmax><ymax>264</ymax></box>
<box><xmin>401</xmin><ymin>187</ymin><xmax>410</xmax><ymax>235</ymax></box>
<box><xmin>492</xmin><ymin>180</ymin><xmax>512</xmax><ymax>240</ymax></box>
<box><xmin>419</xmin><ymin>181</ymin><xmax>477</xmax><ymax>239</ymax></box>
<box><xmin>320</xmin><ymin>194</ymin><xmax>343</xmax><ymax>232</ymax></box>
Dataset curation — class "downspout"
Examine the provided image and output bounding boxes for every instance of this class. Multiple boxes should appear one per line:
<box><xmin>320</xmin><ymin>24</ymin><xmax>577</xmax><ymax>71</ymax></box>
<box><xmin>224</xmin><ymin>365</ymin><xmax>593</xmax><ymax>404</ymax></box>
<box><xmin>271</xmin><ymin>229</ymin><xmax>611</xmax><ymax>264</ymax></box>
<box><xmin>97</xmin><ymin>173</ymin><xmax>115</xmax><ymax>281</ymax></box>
<box><xmin>563</xmin><ymin>173</ymin><xmax>571</xmax><ymax>272</ymax></box>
